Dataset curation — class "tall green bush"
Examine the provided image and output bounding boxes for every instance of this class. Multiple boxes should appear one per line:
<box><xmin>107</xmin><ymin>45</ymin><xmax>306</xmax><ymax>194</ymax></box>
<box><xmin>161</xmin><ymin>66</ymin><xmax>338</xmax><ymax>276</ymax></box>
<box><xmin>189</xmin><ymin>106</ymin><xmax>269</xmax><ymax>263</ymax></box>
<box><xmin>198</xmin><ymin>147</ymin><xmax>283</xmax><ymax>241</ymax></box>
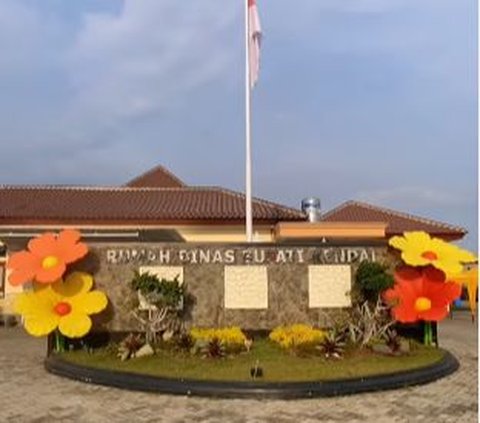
<box><xmin>355</xmin><ymin>261</ymin><xmax>394</xmax><ymax>302</ymax></box>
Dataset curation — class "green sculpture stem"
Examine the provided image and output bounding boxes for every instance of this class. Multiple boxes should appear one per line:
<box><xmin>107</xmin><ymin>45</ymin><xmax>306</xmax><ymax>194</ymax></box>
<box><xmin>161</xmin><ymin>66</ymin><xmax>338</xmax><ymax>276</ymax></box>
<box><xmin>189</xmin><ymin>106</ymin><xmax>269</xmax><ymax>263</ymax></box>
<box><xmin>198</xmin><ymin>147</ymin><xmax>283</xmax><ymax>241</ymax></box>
<box><xmin>54</xmin><ymin>330</ymin><xmax>65</xmax><ymax>353</ymax></box>
<box><xmin>424</xmin><ymin>321</ymin><xmax>433</xmax><ymax>346</ymax></box>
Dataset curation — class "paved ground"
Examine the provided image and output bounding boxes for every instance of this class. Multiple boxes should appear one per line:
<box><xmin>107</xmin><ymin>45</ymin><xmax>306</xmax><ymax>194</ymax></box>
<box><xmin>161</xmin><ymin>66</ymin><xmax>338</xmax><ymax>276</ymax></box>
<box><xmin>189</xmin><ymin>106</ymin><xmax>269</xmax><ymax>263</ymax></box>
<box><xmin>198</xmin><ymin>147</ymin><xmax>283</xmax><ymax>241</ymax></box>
<box><xmin>0</xmin><ymin>312</ymin><xmax>477</xmax><ymax>423</ymax></box>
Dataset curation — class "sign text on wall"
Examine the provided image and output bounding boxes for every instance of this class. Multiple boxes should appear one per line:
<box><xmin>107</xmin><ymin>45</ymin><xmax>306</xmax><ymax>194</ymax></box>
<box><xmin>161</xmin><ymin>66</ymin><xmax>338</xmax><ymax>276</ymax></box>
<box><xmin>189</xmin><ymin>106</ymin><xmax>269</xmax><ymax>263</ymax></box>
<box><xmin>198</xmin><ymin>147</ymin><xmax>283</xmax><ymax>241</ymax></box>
<box><xmin>106</xmin><ymin>247</ymin><xmax>376</xmax><ymax>266</ymax></box>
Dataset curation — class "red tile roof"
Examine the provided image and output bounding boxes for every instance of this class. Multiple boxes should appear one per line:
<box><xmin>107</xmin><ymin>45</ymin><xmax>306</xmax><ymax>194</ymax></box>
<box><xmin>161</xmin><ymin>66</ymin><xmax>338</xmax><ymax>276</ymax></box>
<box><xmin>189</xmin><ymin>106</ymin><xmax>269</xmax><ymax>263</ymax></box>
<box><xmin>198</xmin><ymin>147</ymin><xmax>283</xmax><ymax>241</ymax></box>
<box><xmin>321</xmin><ymin>201</ymin><xmax>466</xmax><ymax>240</ymax></box>
<box><xmin>0</xmin><ymin>186</ymin><xmax>305</xmax><ymax>224</ymax></box>
<box><xmin>125</xmin><ymin>165</ymin><xmax>186</xmax><ymax>188</ymax></box>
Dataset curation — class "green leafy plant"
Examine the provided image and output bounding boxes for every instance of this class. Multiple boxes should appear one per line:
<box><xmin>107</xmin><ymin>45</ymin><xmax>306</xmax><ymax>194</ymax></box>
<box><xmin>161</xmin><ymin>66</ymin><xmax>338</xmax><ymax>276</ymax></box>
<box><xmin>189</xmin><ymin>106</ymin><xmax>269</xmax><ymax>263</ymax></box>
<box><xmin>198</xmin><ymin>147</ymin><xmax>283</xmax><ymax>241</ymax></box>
<box><xmin>175</xmin><ymin>333</ymin><xmax>195</xmax><ymax>352</ymax></box>
<box><xmin>347</xmin><ymin>298</ymin><xmax>395</xmax><ymax>347</ymax></box>
<box><xmin>130</xmin><ymin>271</ymin><xmax>184</xmax><ymax>307</ymax></box>
<box><xmin>355</xmin><ymin>261</ymin><xmax>394</xmax><ymax>302</ymax></box>
<box><xmin>383</xmin><ymin>328</ymin><xmax>401</xmax><ymax>353</ymax></box>
<box><xmin>201</xmin><ymin>338</ymin><xmax>226</xmax><ymax>359</ymax></box>
<box><xmin>317</xmin><ymin>330</ymin><xmax>346</xmax><ymax>359</ymax></box>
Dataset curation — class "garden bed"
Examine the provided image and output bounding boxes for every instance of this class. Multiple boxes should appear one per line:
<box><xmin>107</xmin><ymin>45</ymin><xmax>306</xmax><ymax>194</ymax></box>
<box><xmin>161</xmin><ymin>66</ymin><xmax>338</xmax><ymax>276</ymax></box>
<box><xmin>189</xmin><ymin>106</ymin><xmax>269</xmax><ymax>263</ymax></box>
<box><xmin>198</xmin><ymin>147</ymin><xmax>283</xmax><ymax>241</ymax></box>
<box><xmin>44</xmin><ymin>337</ymin><xmax>459</xmax><ymax>399</ymax></box>
<box><xmin>56</xmin><ymin>339</ymin><xmax>445</xmax><ymax>382</ymax></box>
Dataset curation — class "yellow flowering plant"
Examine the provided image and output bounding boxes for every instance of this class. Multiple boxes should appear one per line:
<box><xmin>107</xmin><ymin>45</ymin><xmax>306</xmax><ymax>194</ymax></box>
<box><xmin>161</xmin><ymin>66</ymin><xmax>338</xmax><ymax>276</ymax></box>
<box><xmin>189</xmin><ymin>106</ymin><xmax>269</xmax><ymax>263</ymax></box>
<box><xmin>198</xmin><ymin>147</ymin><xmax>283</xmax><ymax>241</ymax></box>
<box><xmin>190</xmin><ymin>327</ymin><xmax>247</xmax><ymax>352</ymax></box>
<box><xmin>269</xmin><ymin>324</ymin><xmax>326</xmax><ymax>351</ymax></box>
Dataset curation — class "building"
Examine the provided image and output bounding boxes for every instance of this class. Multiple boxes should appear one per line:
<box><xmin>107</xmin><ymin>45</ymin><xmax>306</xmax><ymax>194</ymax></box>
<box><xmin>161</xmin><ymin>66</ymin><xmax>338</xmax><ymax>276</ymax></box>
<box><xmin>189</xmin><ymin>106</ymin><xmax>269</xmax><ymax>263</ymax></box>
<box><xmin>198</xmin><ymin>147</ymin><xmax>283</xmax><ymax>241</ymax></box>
<box><xmin>0</xmin><ymin>165</ymin><xmax>468</xmax><ymax>325</ymax></box>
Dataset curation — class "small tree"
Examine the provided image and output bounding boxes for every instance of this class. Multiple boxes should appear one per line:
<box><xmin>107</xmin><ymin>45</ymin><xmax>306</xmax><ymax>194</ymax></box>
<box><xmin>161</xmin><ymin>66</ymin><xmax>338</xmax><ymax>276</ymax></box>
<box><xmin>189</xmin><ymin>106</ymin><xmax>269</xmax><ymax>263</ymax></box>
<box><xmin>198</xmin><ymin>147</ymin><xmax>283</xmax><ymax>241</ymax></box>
<box><xmin>355</xmin><ymin>261</ymin><xmax>394</xmax><ymax>302</ymax></box>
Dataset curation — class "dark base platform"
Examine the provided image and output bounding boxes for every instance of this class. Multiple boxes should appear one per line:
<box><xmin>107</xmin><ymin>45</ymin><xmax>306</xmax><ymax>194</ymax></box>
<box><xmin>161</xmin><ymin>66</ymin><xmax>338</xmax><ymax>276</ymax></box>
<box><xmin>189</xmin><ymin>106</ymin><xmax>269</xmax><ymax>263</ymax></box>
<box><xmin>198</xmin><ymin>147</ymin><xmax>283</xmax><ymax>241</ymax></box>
<box><xmin>45</xmin><ymin>351</ymin><xmax>459</xmax><ymax>399</ymax></box>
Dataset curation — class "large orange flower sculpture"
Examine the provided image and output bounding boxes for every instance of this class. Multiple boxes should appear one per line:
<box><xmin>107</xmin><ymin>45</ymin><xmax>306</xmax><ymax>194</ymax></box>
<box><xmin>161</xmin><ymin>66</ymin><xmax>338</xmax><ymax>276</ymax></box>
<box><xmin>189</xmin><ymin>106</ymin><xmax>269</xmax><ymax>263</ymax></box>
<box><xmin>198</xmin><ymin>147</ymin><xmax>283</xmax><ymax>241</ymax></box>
<box><xmin>389</xmin><ymin>231</ymin><xmax>476</xmax><ymax>275</ymax></box>
<box><xmin>7</xmin><ymin>229</ymin><xmax>88</xmax><ymax>286</ymax></box>
<box><xmin>383</xmin><ymin>266</ymin><xmax>461</xmax><ymax>323</ymax></box>
<box><xmin>14</xmin><ymin>272</ymin><xmax>107</xmax><ymax>338</ymax></box>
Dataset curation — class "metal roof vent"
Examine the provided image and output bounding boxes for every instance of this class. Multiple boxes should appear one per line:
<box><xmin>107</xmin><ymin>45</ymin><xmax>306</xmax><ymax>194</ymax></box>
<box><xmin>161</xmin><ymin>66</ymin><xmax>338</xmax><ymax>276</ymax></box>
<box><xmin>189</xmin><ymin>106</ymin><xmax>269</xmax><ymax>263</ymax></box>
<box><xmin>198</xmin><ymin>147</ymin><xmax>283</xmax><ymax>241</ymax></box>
<box><xmin>301</xmin><ymin>197</ymin><xmax>321</xmax><ymax>222</ymax></box>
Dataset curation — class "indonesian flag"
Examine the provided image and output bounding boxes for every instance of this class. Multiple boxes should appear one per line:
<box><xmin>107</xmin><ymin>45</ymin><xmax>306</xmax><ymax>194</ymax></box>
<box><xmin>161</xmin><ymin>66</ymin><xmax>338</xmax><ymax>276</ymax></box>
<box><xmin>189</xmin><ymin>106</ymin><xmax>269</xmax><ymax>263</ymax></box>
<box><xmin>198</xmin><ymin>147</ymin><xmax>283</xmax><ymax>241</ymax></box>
<box><xmin>248</xmin><ymin>0</ymin><xmax>262</xmax><ymax>88</ymax></box>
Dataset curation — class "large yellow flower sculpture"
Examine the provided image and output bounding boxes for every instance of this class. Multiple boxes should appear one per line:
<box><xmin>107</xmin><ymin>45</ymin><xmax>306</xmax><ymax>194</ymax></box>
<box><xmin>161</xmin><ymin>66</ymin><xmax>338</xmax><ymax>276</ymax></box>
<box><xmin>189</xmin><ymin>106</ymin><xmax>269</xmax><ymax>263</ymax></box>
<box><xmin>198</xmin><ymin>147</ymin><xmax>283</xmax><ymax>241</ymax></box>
<box><xmin>14</xmin><ymin>272</ymin><xmax>107</xmax><ymax>338</ymax></box>
<box><xmin>389</xmin><ymin>231</ymin><xmax>476</xmax><ymax>275</ymax></box>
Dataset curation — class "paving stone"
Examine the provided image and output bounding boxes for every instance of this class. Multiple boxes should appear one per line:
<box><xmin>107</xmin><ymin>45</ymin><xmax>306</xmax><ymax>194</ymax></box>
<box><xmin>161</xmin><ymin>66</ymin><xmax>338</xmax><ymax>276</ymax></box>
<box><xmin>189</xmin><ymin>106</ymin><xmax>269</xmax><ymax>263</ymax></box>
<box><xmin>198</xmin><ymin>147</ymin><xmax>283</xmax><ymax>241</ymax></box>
<box><xmin>0</xmin><ymin>312</ymin><xmax>477</xmax><ymax>423</ymax></box>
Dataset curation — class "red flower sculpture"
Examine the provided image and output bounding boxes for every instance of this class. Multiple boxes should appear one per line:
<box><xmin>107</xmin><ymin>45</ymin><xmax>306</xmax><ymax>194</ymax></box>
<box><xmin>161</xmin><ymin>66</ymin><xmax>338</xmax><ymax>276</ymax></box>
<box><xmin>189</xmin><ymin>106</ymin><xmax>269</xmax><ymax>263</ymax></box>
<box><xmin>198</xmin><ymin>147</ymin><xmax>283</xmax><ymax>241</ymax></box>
<box><xmin>383</xmin><ymin>266</ymin><xmax>461</xmax><ymax>323</ymax></box>
<box><xmin>7</xmin><ymin>229</ymin><xmax>88</xmax><ymax>286</ymax></box>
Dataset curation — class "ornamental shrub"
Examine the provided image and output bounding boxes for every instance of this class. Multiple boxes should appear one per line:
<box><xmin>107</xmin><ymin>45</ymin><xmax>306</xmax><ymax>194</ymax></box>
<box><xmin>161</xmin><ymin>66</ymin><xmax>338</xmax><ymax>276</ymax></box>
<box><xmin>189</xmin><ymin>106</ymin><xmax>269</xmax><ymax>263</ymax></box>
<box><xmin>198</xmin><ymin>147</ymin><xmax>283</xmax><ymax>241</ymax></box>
<box><xmin>130</xmin><ymin>271</ymin><xmax>184</xmax><ymax>307</ymax></box>
<box><xmin>269</xmin><ymin>324</ymin><xmax>325</xmax><ymax>351</ymax></box>
<box><xmin>355</xmin><ymin>261</ymin><xmax>394</xmax><ymax>302</ymax></box>
<box><xmin>190</xmin><ymin>327</ymin><xmax>247</xmax><ymax>352</ymax></box>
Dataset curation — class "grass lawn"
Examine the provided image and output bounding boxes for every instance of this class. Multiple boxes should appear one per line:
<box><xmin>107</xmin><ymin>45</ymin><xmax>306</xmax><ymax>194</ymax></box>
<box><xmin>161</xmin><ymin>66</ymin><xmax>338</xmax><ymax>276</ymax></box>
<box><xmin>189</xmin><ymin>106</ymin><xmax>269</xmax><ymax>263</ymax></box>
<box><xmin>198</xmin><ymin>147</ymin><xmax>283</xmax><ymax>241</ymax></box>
<box><xmin>60</xmin><ymin>339</ymin><xmax>445</xmax><ymax>383</ymax></box>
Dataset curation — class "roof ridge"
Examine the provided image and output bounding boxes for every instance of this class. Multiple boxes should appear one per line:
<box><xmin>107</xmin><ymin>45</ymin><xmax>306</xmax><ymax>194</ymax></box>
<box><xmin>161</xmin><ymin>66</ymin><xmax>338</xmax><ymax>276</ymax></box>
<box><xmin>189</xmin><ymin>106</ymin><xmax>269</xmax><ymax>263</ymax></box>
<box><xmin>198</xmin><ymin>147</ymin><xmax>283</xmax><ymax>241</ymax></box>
<box><xmin>323</xmin><ymin>200</ymin><xmax>466</xmax><ymax>233</ymax></box>
<box><xmin>0</xmin><ymin>185</ymin><xmax>215</xmax><ymax>192</ymax></box>
<box><xmin>124</xmin><ymin>164</ymin><xmax>186</xmax><ymax>187</ymax></box>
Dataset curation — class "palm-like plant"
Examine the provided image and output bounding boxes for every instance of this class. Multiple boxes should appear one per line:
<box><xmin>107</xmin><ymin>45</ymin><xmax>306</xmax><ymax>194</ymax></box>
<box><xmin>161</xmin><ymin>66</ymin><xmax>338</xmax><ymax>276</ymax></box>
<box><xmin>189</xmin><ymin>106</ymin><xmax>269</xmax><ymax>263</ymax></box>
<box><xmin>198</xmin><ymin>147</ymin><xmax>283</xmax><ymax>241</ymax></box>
<box><xmin>317</xmin><ymin>330</ymin><xmax>346</xmax><ymax>359</ymax></box>
<box><xmin>201</xmin><ymin>338</ymin><xmax>226</xmax><ymax>359</ymax></box>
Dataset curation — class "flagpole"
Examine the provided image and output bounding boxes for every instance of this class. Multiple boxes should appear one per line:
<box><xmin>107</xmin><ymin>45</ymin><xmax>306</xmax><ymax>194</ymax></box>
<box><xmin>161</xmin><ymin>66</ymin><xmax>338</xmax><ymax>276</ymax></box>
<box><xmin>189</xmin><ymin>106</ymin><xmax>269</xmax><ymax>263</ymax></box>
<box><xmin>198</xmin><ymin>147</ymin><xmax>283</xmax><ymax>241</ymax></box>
<box><xmin>245</xmin><ymin>0</ymin><xmax>253</xmax><ymax>243</ymax></box>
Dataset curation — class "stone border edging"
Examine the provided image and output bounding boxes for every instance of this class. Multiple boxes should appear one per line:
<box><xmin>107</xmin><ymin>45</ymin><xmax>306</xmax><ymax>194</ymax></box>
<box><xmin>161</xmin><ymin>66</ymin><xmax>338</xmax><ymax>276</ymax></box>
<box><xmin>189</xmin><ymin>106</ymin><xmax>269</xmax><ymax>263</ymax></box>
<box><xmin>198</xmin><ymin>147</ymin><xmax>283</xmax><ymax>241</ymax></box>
<box><xmin>44</xmin><ymin>351</ymin><xmax>459</xmax><ymax>399</ymax></box>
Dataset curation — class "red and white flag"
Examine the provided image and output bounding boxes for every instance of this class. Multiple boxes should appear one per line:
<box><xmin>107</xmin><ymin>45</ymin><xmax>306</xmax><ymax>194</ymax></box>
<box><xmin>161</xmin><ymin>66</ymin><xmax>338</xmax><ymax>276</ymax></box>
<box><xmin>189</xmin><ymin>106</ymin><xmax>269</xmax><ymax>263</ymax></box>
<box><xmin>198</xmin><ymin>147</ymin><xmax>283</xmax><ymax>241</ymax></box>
<box><xmin>248</xmin><ymin>0</ymin><xmax>262</xmax><ymax>88</ymax></box>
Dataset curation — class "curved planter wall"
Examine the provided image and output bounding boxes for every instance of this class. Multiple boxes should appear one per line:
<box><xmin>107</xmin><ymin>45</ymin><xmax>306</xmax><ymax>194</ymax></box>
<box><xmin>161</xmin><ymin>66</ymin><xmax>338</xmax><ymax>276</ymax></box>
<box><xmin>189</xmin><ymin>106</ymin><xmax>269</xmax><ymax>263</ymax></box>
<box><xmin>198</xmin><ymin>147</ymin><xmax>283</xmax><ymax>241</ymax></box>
<box><xmin>45</xmin><ymin>351</ymin><xmax>459</xmax><ymax>399</ymax></box>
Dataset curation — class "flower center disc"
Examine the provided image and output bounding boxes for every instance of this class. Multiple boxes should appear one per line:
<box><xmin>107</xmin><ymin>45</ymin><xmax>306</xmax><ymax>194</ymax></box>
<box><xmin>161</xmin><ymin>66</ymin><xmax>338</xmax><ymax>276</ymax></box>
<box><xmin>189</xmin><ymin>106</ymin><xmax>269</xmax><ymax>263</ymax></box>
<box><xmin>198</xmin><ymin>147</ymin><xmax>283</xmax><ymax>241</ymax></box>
<box><xmin>42</xmin><ymin>255</ymin><xmax>59</xmax><ymax>269</ymax></box>
<box><xmin>415</xmin><ymin>297</ymin><xmax>432</xmax><ymax>312</ymax></box>
<box><xmin>421</xmin><ymin>251</ymin><xmax>438</xmax><ymax>261</ymax></box>
<box><xmin>54</xmin><ymin>301</ymin><xmax>71</xmax><ymax>316</ymax></box>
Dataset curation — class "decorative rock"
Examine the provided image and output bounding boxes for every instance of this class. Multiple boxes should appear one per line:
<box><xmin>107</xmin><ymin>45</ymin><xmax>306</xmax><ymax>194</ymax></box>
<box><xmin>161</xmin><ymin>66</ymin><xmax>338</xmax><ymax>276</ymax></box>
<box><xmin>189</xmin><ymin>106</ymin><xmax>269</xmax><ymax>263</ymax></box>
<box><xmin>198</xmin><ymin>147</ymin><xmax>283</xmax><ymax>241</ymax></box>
<box><xmin>371</xmin><ymin>343</ymin><xmax>394</xmax><ymax>355</ymax></box>
<box><xmin>162</xmin><ymin>330</ymin><xmax>175</xmax><ymax>342</ymax></box>
<box><xmin>134</xmin><ymin>343</ymin><xmax>154</xmax><ymax>358</ymax></box>
<box><xmin>118</xmin><ymin>351</ymin><xmax>130</xmax><ymax>362</ymax></box>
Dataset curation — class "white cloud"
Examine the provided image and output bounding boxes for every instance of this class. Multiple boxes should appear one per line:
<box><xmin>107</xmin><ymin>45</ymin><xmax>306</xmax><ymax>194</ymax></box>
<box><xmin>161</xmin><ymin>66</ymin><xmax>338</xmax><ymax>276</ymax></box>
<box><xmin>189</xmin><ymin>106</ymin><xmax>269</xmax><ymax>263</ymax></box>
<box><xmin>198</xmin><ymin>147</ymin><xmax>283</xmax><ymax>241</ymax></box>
<box><xmin>66</xmin><ymin>0</ymin><xmax>239</xmax><ymax>127</ymax></box>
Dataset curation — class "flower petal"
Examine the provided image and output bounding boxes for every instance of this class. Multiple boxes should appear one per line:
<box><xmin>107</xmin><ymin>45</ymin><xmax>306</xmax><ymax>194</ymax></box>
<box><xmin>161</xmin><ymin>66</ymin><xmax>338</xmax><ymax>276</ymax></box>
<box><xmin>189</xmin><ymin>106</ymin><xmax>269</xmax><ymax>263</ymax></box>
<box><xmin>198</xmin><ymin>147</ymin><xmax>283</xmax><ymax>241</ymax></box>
<box><xmin>419</xmin><ymin>307</ymin><xmax>449</xmax><ymax>322</ymax></box>
<box><xmin>401</xmin><ymin>251</ymin><xmax>429</xmax><ymax>267</ymax></box>
<box><xmin>392</xmin><ymin>303</ymin><xmax>418</xmax><ymax>323</ymax></box>
<box><xmin>63</xmin><ymin>243</ymin><xmax>88</xmax><ymax>264</ymax></box>
<box><xmin>57</xmin><ymin>230</ymin><xmax>88</xmax><ymax>263</ymax></box>
<box><xmin>58</xmin><ymin>313</ymin><xmax>92</xmax><ymax>338</ymax></box>
<box><xmin>58</xmin><ymin>229</ymin><xmax>81</xmax><ymax>245</ymax></box>
<box><xmin>426</xmin><ymin>281</ymin><xmax>462</xmax><ymax>307</ymax></box>
<box><xmin>404</xmin><ymin>231</ymin><xmax>432</xmax><ymax>246</ymax></box>
<box><xmin>53</xmin><ymin>272</ymin><xmax>93</xmax><ymax>297</ymax></box>
<box><xmin>8</xmin><ymin>268</ymin><xmax>36</xmax><ymax>286</ymax></box>
<box><xmin>7</xmin><ymin>251</ymin><xmax>40</xmax><ymax>270</ymax></box>
<box><xmin>28</xmin><ymin>233</ymin><xmax>58</xmax><ymax>256</ymax></box>
<box><xmin>35</xmin><ymin>263</ymin><xmax>66</xmax><ymax>284</ymax></box>
<box><xmin>70</xmin><ymin>291</ymin><xmax>108</xmax><ymax>315</ymax></box>
<box><xmin>422</xmin><ymin>266</ymin><xmax>446</xmax><ymax>283</ymax></box>
<box><xmin>394</xmin><ymin>266</ymin><xmax>422</xmax><ymax>284</ymax></box>
<box><xmin>389</xmin><ymin>235</ymin><xmax>407</xmax><ymax>250</ymax></box>
<box><xmin>14</xmin><ymin>288</ymin><xmax>61</xmax><ymax>336</ymax></box>
<box><xmin>23</xmin><ymin>314</ymin><xmax>59</xmax><ymax>337</ymax></box>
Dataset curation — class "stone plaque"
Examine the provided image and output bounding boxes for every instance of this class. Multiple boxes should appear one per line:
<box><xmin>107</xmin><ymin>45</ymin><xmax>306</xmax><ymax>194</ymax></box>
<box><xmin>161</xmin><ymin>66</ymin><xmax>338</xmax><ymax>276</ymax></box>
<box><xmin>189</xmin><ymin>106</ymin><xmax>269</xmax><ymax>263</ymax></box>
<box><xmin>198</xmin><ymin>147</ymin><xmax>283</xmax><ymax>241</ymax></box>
<box><xmin>224</xmin><ymin>266</ymin><xmax>268</xmax><ymax>309</ymax></box>
<box><xmin>308</xmin><ymin>265</ymin><xmax>351</xmax><ymax>308</ymax></box>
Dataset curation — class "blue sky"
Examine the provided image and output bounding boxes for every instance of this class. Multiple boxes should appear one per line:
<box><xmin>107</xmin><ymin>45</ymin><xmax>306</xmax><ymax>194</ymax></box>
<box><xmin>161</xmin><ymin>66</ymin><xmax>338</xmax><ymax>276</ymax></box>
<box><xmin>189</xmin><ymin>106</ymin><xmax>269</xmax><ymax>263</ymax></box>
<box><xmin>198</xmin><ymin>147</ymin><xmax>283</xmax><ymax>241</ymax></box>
<box><xmin>0</xmin><ymin>0</ymin><xmax>477</xmax><ymax>250</ymax></box>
